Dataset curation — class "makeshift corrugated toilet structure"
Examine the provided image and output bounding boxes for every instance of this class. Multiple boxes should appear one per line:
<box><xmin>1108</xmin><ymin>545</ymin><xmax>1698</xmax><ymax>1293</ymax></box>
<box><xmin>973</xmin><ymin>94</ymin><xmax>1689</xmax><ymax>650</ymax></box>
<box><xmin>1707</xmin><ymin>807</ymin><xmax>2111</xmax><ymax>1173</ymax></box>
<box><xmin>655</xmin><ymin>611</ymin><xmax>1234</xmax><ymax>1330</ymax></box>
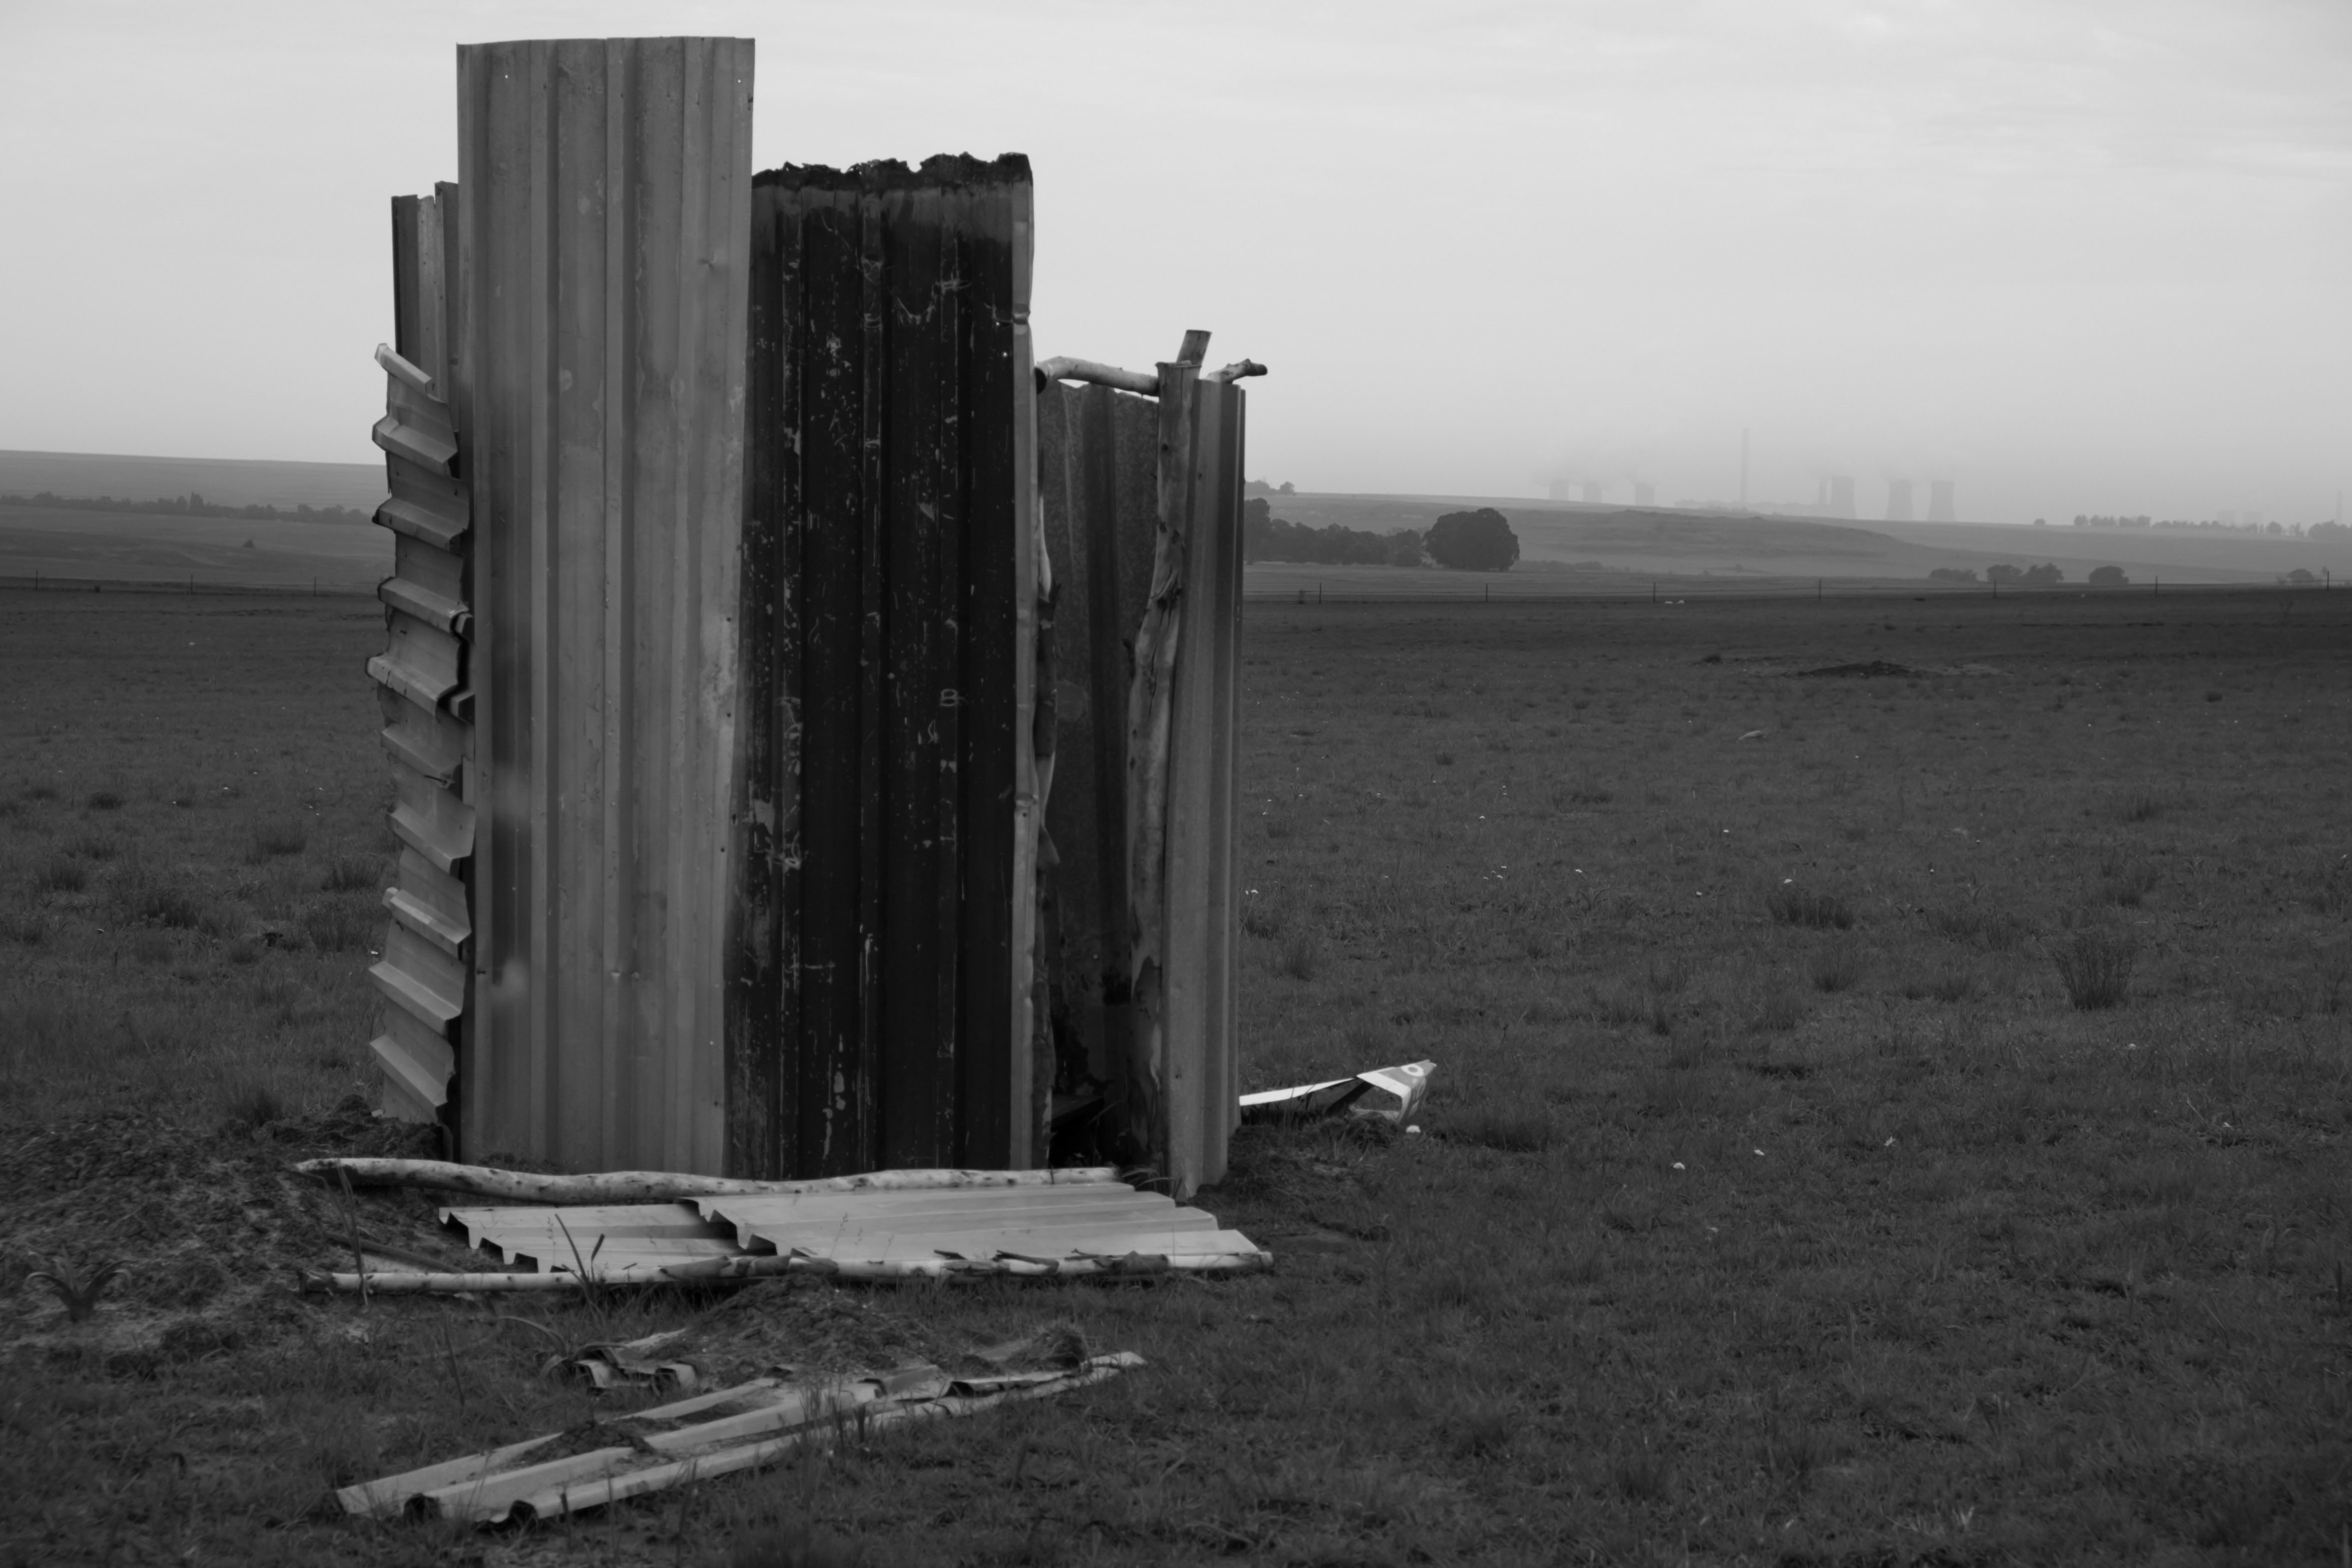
<box><xmin>365</xmin><ymin>35</ymin><xmax>1250</xmax><ymax>1196</ymax></box>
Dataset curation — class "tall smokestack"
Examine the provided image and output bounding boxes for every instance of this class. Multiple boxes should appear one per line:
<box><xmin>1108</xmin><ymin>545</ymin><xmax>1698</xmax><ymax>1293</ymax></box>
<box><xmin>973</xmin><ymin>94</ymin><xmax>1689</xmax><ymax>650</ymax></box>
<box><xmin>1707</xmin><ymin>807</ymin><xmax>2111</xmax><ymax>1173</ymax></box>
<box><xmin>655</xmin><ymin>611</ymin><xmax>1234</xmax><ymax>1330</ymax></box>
<box><xmin>1829</xmin><ymin>476</ymin><xmax>1854</xmax><ymax>518</ymax></box>
<box><xmin>1928</xmin><ymin>479</ymin><xmax>1955</xmax><ymax>523</ymax></box>
<box><xmin>1885</xmin><ymin>479</ymin><xmax>1914</xmax><ymax>522</ymax></box>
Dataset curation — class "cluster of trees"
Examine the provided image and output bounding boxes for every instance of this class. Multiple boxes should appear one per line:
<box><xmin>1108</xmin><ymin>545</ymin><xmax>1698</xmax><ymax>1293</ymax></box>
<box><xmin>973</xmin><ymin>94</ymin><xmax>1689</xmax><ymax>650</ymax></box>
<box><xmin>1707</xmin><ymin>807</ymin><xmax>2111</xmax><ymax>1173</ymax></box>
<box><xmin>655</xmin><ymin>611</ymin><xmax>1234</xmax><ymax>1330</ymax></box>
<box><xmin>1241</xmin><ymin>502</ymin><xmax>1523</xmax><ymax>571</ymax></box>
<box><xmin>0</xmin><ymin>490</ymin><xmax>373</xmax><ymax>525</ymax></box>
<box><xmin>1242</xmin><ymin>499</ymin><xmax>1422</xmax><ymax>566</ymax></box>
<box><xmin>1935</xmin><ymin>563</ymin><xmax>2067</xmax><ymax>584</ymax></box>
<box><xmin>2073</xmin><ymin>513</ymin><xmax>2330</xmax><ymax>538</ymax></box>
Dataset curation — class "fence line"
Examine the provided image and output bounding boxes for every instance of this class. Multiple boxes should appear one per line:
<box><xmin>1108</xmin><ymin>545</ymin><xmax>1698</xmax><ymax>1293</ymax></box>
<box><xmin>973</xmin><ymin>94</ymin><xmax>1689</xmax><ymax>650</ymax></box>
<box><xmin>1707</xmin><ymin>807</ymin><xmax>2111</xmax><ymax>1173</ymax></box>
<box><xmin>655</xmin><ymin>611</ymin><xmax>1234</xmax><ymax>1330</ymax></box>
<box><xmin>0</xmin><ymin>573</ymin><xmax>370</xmax><ymax>598</ymax></box>
<box><xmin>1240</xmin><ymin>571</ymin><xmax>2338</xmax><ymax>606</ymax></box>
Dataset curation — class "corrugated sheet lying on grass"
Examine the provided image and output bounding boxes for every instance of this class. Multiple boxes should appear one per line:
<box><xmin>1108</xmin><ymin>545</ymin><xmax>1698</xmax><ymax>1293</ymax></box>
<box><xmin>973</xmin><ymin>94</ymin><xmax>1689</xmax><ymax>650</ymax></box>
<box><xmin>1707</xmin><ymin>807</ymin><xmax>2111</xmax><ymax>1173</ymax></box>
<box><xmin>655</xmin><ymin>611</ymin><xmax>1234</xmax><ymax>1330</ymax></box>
<box><xmin>340</xmin><ymin>1354</ymin><xmax>1144</xmax><ymax>1525</ymax></box>
<box><xmin>437</xmin><ymin>1178</ymin><xmax>1268</xmax><ymax>1281</ymax></box>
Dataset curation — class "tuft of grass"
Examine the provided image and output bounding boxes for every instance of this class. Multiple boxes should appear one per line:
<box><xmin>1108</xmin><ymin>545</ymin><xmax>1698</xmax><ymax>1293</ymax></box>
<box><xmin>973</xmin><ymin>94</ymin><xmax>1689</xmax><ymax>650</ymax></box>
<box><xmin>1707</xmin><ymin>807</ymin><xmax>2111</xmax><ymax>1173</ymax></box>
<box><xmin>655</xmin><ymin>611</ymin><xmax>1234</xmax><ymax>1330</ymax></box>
<box><xmin>246</xmin><ymin>821</ymin><xmax>309</xmax><ymax>862</ymax></box>
<box><xmin>1765</xmin><ymin>884</ymin><xmax>1854</xmax><ymax>930</ymax></box>
<box><xmin>1612</xmin><ymin>1445</ymin><xmax>1673</xmax><ymax>1502</ymax></box>
<box><xmin>83</xmin><ymin>790</ymin><xmax>123</xmax><ymax>812</ymax></box>
<box><xmin>67</xmin><ymin>833</ymin><xmax>119</xmax><ymax>861</ymax></box>
<box><xmin>218</xmin><ymin>1078</ymin><xmax>288</xmax><ymax>1130</ymax></box>
<box><xmin>2053</xmin><ymin>928</ymin><xmax>2137</xmax><ymax>1010</ymax></box>
<box><xmin>300</xmin><ymin>901</ymin><xmax>374</xmax><ymax>955</ymax></box>
<box><xmin>320</xmin><ymin>854</ymin><xmax>384</xmax><ymax>893</ymax></box>
<box><xmin>1924</xmin><ymin>903</ymin><xmax>2032</xmax><ymax>952</ymax></box>
<box><xmin>1750</xmin><ymin>988</ymin><xmax>1806</xmax><ymax>1032</ymax></box>
<box><xmin>1557</xmin><ymin>772</ymin><xmax>1613</xmax><ymax>807</ymax></box>
<box><xmin>1275</xmin><ymin>932</ymin><xmax>1322</xmax><ymax>981</ymax></box>
<box><xmin>30</xmin><ymin>856</ymin><xmax>87</xmax><ymax>897</ymax></box>
<box><xmin>1901</xmin><ymin>968</ymin><xmax>1976</xmax><ymax>1004</ymax></box>
<box><xmin>1810</xmin><ymin>948</ymin><xmax>1863</xmax><ymax>993</ymax></box>
<box><xmin>1240</xmin><ymin>895</ymin><xmax>1284</xmax><ymax>939</ymax></box>
<box><xmin>130</xmin><ymin>931</ymin><xmax>174</xmax><ymax>966</ymax></box>
<box><xmin>1438</xmin><ymin>1105</ymin><xmax>1555</xmax><ymax>1152</ymax></box>
<box><xmin>2116</xmin><ymin>792</ymin><xmax>2165</xmax><ymax>824</ymax></box>
<box><xmin>2102</xmin><ymin>859</ymin><xmax>2160</xmax><ymax>908</ymax></box>
<box><xmin>24</xmin><ymin>781</ymin><xmax>59</xmax><ymax>802</ymax></box>
<box><xmin>120</xmin><ymin>873</ymin><xmax>204</xmax><ymax>929</ymax></box>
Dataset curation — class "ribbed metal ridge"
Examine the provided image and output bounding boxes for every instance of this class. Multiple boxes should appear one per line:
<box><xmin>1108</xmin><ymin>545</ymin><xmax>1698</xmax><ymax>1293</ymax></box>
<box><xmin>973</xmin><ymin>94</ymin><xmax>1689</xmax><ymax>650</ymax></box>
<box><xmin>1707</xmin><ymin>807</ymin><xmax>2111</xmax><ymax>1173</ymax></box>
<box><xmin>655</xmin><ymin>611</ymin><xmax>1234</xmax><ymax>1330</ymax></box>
<box><xmin>368</xmin><ymin>185</ymin><xmax>475</xmax><ymax>1129</ymax></box>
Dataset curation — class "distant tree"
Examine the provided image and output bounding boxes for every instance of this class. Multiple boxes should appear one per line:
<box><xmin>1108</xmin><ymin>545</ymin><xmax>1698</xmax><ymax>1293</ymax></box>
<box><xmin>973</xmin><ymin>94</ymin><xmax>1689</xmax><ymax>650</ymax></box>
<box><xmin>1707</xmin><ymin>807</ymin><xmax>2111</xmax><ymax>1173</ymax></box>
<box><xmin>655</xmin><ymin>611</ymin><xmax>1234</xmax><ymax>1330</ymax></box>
<box><xmin>2089</xmin><ymin>565</ymin><xmax>2129</xmax><ymax>586</ymax></box>
<box><xmin>2288</xmin><ymin>568</ymin><xmax>2318</xmax><ymax>585</ymax></box>
<box><xmin>2023</xmin><ymin>563</ymin><xmax>2063</xmax><ymax>585</ymax></box>
<box><xmin>1928</xmin><ymin>567</ymin><xmax>1979</xmax><ymax>582</ymax></box>
<box><xmin>1243</xmin><ymin>497</ymin><xmax>1421</xmax><ymax>566</ymax></box>
<box><xmin>1986</xmin><ymin>563</ymin><xmax>2023</xmax><ymax>583</ymax></box>
<box><xmin>1279</xmin><ymin>481</ymin><xmax>1294</xmax><ymax>495</ymax></box>
<box><xmin>2033</xmin><ymin>518</ymin><xmax>2047</xmax><ymax>526</ymax></box>
<box><xmin>1425</xmin><ymin>508</ymin><xmax>1519</xmax><ymax>571</ymax></box>
<box><xmin>2312</xmin><ymin>521</ymin><xmax>2348</xmax><ymax>540</ymax></box>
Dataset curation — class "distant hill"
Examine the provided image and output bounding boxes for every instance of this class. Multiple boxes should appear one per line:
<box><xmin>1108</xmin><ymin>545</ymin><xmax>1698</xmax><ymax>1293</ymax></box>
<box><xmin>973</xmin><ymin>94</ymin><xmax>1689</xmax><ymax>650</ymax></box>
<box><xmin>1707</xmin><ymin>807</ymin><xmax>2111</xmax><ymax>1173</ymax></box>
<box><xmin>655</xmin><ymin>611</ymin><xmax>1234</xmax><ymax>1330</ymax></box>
<box><xmin>1261</xmin><ymin>493</ymin><xmax>2344</xmax><ymax>585</ymax></box>
<box><xmin>0</xmin><ymin>450</ymin><xmax>386</xmax><ymax>512</ymax></box>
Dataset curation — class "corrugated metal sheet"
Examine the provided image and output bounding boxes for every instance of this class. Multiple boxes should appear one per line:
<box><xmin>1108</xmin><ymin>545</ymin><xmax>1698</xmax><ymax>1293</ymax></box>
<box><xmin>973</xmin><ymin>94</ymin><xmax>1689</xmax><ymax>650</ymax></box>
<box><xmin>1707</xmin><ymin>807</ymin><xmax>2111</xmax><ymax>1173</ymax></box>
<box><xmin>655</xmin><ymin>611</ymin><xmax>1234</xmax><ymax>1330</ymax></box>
<box><xmin>1035</xmin><ymin>383</ymin><xmax>1160</xmax><ymax>1157</ymax></box>
<box><xmin>440</xmin><ymin>1180</ymin><xmax>1262</xmax><ymax>1277</ymax></box>
<box><xmin>341</xmin><ymin>1355</ymin><xmax>1144</xmax><ymax>1524</ymax></box>
<box><xmin>1033</xmin><ymin>362</ymin><xmax>1246</xmax><ymax>1195</ymax></box>
<box><xmin>1156</xmin><ymin>374</ymin><xmax>1246</xmax><ymax>1196</ymax></box>
<box><xmin>451</xmin><ymin>36</ymin><xmax>755</xmax><ymax>1173</ymax></box>
<box><xmin>369</xmin><ymin>185</ymin><xmax>472</xmax><ymax>1130</ymax></box>
<box><xmin>730</xmin><ymin>155</ymin><xmax>1039</xmax><ymax>1179</ymax></box>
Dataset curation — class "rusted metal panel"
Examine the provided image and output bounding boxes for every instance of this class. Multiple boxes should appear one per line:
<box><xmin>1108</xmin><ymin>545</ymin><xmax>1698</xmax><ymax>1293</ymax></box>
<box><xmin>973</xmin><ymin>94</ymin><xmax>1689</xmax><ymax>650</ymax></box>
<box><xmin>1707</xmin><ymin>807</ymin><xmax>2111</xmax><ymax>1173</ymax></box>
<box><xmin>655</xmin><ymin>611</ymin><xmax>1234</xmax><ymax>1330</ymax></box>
<box><xmin>1033</xmin><ymin>362</ymin><xmax>1246</xmax><ymax>1194</ymax></box>
<box><xmin>1035</xmin><ymin>384</ymin><xmax>1160</xmax><ymax>1157</ymax></box>
<box><xmin>453</xmin><ymin>37</ymin><xmax>754</xmax><ymax>1173</ymax></box>
<box><xmin>732</xmin><ymin>155</ymin><xmax>1035</xmax><ymax>1179</ymax></box>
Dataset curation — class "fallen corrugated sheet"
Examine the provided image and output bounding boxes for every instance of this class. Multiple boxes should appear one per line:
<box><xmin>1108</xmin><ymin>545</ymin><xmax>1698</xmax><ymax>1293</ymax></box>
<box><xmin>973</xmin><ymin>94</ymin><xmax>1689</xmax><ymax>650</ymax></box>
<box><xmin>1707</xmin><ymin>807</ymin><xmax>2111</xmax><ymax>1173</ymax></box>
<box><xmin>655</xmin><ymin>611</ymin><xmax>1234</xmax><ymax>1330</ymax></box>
<box><xmin>294</xmin><ymin>1157</ymin><xmax>1124</xmax><ymax>1204</ymax></box>
<box><xmin>1239</xmin><ymin>1059</ymin><xmax>1435</xmax><ymax>1125</ymax></box>
<box><xmin>300</xmin><ymin>1168</ymin><xmax>1267</xmax><ymax>1291</ymax></box>
<box><xmin>443</xmin><ymin>1180</ymin><xmax>1267</xmax><ymax>1280</ymax></box>
<box><xmin>340</xmin><ymin>1354</ymin><xmax>1141</xmax><ymax>1524</ymax></box>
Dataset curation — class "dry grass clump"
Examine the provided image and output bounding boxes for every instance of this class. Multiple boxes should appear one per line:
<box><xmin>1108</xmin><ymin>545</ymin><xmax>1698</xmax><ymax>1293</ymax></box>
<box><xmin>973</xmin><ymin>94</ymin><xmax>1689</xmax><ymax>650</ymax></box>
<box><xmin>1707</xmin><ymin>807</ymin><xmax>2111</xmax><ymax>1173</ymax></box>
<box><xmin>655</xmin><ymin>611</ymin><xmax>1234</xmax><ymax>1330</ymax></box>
<box><xmin>1765</xmin><ymin>884</ymin><xmax>1854</xmax><ymax>930</ymax></box>
<box><xmin>1436</xmin><ymin>1104</ymin><xmax>1555</xmax><ymax>1152</ymax></box>
<box><xmin>1900</xmin><ymin>968</ymin><xmax>1976</xmax><ymax>1004</ymax></box>
<box><xmin>1924</xmin><ymin>903</ymin><xmax>2033</xmax><ymax>951</ymax></box>
<box><xmin>1809</xmin><ymin>948</ymin><xmax>1863</xmax><ymax>993</ymax></box>
<box><xmin>2053</xmin><ymin>928</ymin><xmax>2137</xmax><ymax>1010</ymax></box>
<box><xmin>29</xmin><ymin>856</ymin><xmax>87</xmax><ymax>897</ymax></box>
<box><xmin>245</xmin><ymin>821</ymin><xmax>308</xmax><ymax>862</ymax></box>
<box><xmin>2102</xmin><ymin>859</ymin><xmax>2161</xmax><ymax>907</ymax></box>
<box><xmin>319</xmin><ymin>854</ymin><xmax>382</xmax><ymax>893</ymax></box>
<box><xmin>83</xmin><ymin>790</ymin><xmax>123</xmax><ymax>812</ymax></box>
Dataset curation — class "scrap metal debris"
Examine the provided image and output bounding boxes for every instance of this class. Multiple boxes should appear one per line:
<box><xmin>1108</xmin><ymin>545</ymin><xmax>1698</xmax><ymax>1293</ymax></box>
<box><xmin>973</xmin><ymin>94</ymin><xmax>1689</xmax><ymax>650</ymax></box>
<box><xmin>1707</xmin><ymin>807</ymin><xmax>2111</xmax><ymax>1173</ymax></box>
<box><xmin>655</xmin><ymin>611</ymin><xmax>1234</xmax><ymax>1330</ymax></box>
<box><xmin>1238</xmin><ymin>1059</ymin><xmax>1434</xmax><ymax>1126</ymax></box>
<box><xmin>340</xmin><ymin>1353</ymin><xmax>1143</xmax><ymax>1524</ymax></box>
<box><xmin>297</xmin><ymin>1163</ymin><xmax>1269</xmax><ymax>1292</ymax></box>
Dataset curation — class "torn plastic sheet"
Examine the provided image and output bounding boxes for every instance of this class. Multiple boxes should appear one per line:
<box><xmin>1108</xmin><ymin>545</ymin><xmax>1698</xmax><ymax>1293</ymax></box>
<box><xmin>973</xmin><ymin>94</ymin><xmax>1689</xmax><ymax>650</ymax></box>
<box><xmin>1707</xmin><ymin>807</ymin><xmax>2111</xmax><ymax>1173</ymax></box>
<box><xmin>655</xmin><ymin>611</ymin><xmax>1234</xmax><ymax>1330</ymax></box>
<box><xmin>339</xmin><ymin>1354</ymin><xmax>1143</xmax><ymax>1524</ymax></box>
<box><xmin>1238</xmin><ymin>1060</ymin><xmax>1434</xmax><ymax>1126</ymax></box>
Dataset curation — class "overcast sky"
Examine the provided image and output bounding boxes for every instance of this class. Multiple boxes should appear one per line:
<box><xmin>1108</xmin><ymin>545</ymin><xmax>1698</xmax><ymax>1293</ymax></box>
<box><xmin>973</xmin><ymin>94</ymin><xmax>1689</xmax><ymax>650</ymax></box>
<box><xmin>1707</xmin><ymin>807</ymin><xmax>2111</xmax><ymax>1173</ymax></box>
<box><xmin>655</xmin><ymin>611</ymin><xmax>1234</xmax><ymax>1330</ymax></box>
<box><xmin>1</xmin><ymin>0</ymin><xmax>2344</xmax><ymax>523</ymax></box>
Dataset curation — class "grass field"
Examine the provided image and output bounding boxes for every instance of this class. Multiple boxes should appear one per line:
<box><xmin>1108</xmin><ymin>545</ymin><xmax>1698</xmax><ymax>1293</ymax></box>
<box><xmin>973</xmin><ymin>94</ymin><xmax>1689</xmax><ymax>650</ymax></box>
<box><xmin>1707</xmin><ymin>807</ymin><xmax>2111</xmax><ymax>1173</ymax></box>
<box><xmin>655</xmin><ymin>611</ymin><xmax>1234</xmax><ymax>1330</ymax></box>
<box><xmin>3</xmin><ymin>585</ymin><xmax>2349</xmax><ymax>1565</ymax></box>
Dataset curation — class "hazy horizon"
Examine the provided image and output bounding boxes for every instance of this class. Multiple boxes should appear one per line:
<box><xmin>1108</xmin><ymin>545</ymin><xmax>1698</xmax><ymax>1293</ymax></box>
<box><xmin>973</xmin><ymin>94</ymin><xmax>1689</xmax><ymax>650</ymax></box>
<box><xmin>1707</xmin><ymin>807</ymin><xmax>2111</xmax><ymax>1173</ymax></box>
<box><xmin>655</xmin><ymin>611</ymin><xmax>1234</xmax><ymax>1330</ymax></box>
<box><xmin>1</xmin><ymin>1</ymin><xmax>2344</xmax><ymax>526</ymax></box>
